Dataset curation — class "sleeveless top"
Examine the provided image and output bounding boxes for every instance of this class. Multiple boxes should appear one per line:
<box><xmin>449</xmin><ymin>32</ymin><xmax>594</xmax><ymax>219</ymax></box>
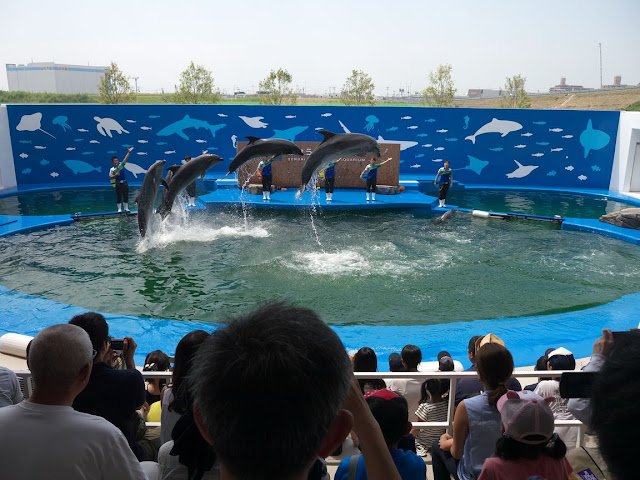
<box><xmin>458</xmin><ymin>391</ymin><xmax>501</xmax><ymax>480</ymax></box>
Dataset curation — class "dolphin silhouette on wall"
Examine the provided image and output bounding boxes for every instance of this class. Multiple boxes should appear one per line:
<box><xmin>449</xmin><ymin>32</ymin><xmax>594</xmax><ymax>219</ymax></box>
<box><xmin>465</xmin><ymin>118</ymin><xmax>523</xmax><ymax>144</ymax></box>
<box><xmin>506</xmin><ymin>160</ymin><xmax>539</xmax><ymax>179</ymax></box>
<box><xmin>298</xmin><ymin>130</ymin><xmax>380</xmax><ymax>195</ymax></box>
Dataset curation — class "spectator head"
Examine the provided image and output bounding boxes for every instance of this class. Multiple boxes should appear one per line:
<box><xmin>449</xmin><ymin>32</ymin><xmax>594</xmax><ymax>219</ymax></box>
<box><xmin>191</xmin><ymin>303</ymin><xmax>352</xmax><ymax>480</ymax></box>
<box><xmin>401</xmin><ymin>344</ymin><xmax>422</xmax><ymax>371</ymax></box>
<box><xmin>68</xmin><ymin>312</ymin><xmax>109</xmax><ymax>359</ymax></box>
<box><xmin>143</xmin><ymin>350</ymin><xmax>171</xmax><ymax>372</ymax></box>
<box><xmin>437</xmin><ymin>350</ymin><xmax>451</xmax><ymax>361</ymax></box>
<box><xmin>546</xmin><ymin>348</ymin><xmax>575</xmax><ymax>371</ymax></box>
<box><xmin>438</xmin><ymin>355</ymin><xmax>455</xmax><ymax>372</ymax></box>
<box><xmin>169</xmin><ymin>329</ymin><xmax>210</xmax><ymax>414</ymax></box>
<box><xmin>388</xmin><ymin>352</ymin><xmax>404</xmax><ymax>372</ymax></box>
<box><xmin>420</xmin><ymin>378</ymin><xmax>443</xmax><ymax>404</ymax></box>
<box><xmin>364</xmin><ymin>389</ymin><xmax>410</xmax><ymax>448</ymax></box>
<box><xmin>353</xmin><ymin>347</ymin><xmax>378</xmax><ymax>372</ymax></box>
<box><xmin>534</xmin><ymin>355</ymin><xmax>549</xmax><ymax>371</ymax></box>
<box><xmin>467</xmin><ymin>335</ymin><xmax>481</xmax><ymax>364</ymax></box>
<box><xmin>495</xmin><ymin>390</ymin><xmax>566</xmax><ymax>461</ymax></box>
<box><xmin>475</xmin><ymin>339</ymin><xmax>514</xmax><ymax>406</ymax></box>
<box><xmin>29</xmin><ymin>324</ymin><xmax>93</xmax><ymax>394</ymax></box>
<box><xmin>592</xmin><ymin>333</ymin><xmax>640</xmax><ymax>480</ymax></box>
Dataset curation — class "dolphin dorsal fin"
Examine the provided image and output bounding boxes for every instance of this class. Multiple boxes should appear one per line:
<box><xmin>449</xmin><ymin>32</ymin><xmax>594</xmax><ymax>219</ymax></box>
<box><xmin>318</xmin><ymin>130</ymin><xmax>336</xmax><ymax>144</ymax></box>
<box><xmin>514</xmin><ymin>160</ymin><xmax>524</xmax><ymax>167</ymax></box>
<box><xmin>245</xmin><ymin>136</ymin><xmax>261</xmax><ymax>144</ymax></box>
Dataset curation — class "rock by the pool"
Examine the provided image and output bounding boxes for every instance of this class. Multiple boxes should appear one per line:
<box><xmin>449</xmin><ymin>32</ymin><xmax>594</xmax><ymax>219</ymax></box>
<box><xmin>599</xmin><ymin>208</ymin><xmax>640</xmax><ymax>230</ymax></box>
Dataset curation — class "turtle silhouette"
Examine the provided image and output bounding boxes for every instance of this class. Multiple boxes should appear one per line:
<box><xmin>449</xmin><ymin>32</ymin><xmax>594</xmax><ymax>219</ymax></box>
<box><xmin>94</xmin><ymin>116</ymin><xmax>130</xmax><ymax>138</ymax></box>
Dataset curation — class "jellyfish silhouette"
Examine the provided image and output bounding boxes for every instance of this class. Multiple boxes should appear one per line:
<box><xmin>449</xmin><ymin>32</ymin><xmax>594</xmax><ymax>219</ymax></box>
<box><xmin>364</xmin><ymin>115</ymin><xmax>379</xmax><ymax>132</ymax></box>
<box><xmin>52</xmin><ymin>116</ymin><xmax>72</xmax><ymax>132</ymax></box>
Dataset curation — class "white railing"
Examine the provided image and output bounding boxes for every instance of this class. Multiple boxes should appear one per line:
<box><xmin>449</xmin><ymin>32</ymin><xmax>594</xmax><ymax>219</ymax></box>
<box><xmin>13</xmin><ymin>369</ymin><xmax>586</xmax><ymax>446</ymax></box>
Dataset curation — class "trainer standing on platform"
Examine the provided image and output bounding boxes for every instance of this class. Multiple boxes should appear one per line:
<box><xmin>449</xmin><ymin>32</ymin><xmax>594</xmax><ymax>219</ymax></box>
<box><xmin>434</xmin><ymin>160</ymin><xmax>453</xmax><ymax>208</ymax></box>
<box><xmin>322</xmin><ymin>158</ymin><xmax>341</xmax><ymax>202</ymax></box>
<box><xmin>257</xmin><ymin>156</ymin><xmax>277</xmax><ymax>201</ymax></box>
<box><xmin>109</xmin><ymin>147</ymin><xmax>133</xmax><ymax>213</ymax></box>
<box><xmin>361</xmin><ymin>157</ymin><xmax>392</xmax><ymax>202</ymax></box>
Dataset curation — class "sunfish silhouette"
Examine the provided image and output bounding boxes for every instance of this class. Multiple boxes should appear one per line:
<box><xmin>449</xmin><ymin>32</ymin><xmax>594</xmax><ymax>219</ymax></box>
<box><xmin>580</xmin><ymin>119</ymin><xmax>610</xmax><ymax>158</ymax></box>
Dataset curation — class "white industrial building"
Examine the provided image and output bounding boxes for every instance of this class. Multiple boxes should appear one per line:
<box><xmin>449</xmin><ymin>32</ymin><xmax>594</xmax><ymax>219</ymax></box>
<box><xmin>6</xmin><ymin>62</ymin><xmax>107</xmax><ymax>94</ymax></box>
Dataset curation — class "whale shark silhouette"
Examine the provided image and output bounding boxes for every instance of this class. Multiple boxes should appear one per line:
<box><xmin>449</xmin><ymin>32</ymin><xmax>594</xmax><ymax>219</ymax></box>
<box><xmin>580</xmin><ymin>119</ymin><xmax>610</xmax><ymax>158</ymax></box>
<box><xmin>465</xmin><ymin>118</ymin><xmax>523</xmax><ymax>144</ymax></box>
<box><xmin>157</xmin><ymin>115</ymin><xmax>226</xmax><ymax>140</ymax></box>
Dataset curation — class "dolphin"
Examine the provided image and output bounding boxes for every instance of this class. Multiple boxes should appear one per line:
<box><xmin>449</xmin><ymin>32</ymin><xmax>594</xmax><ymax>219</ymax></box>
<box><xmin>136</xmin><ymin>160</ymin><xmax>166</xmax><ymax>238</ymax></box>
<box><xmin>156</xmin><ymin>154</ymin><xmax>223</xmax><ymax>218</ymax></box>
<box><xmin>161</xmin><ymin>165</ymin><xmax>182</xmax><ymax>210</ymax></box>
<box><xmin>506</xmin><ymin>160</ymin><xmax>539</xmax><ymax>179</ymax></box>
<box><xmin>227</xmin><ymin>137</ymin><xmax>303</xmax><ymax>175</ymax></box>
<box><xmin>298</xmin><ymin>131</ymin><xmax>380</xmax><ymax>195</ymax></box>
<box><xmin>465</xmin><ymin>118</ymin><xmax>523</xmax><ymax>144</ymax></box>
<box><xmin>434</xmin><ymin>209</ymin><xmax>453</xmax><ymax>222</ymax></box>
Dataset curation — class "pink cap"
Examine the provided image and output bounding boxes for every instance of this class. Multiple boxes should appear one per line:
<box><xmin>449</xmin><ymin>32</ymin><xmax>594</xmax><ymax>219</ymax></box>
<box><xmin>497</xmin><ymin>390</ymin><xmax>555</xmax><ymax>444</ymax></box>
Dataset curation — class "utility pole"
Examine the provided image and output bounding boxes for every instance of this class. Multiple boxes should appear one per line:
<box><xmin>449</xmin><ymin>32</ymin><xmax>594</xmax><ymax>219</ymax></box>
<box><xmin>598</xmin><ymin>43</ymin><xmax>603</xmax><ymax>89</ymax></box>
<box><xmin>133</xmin><ymin>77</ymin><xmax>139</xmax><ymax>103</ymax></box>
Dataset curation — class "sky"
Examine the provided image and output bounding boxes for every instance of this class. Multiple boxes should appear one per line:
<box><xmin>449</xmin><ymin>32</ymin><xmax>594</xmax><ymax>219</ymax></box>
<box><xmin>2</xmin><ymin>0</ymin><xmax>639</xmax><ymax>97</ymax></box>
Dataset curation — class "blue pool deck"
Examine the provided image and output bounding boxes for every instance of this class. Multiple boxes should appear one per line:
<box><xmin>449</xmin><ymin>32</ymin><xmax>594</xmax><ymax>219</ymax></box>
<box><xmin>2</xmin><ymin>177</ymin><xmax>640</xmax><ymax>367</ymax></box>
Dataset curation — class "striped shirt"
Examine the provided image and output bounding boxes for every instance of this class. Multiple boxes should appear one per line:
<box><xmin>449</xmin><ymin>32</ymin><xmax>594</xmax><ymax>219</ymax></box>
<box><xmin>414</xmin><ymin>400</ymin><xmax>448</xmax><ymax>456</ymax></box>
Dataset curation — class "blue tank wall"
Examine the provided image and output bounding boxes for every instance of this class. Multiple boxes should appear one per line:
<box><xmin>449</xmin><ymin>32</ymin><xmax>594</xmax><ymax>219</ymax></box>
<box><xmin>6</xmin><ymin>104</ymin><xmax>620</xmax><ymax>189</ymax></box>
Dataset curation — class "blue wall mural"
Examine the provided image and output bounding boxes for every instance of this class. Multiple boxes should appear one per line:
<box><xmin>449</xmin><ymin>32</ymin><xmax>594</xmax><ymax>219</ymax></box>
<box><xmin>7</xmin><ymin>105</ymin><xmax>620</xmax><ymax>189</ymax></box>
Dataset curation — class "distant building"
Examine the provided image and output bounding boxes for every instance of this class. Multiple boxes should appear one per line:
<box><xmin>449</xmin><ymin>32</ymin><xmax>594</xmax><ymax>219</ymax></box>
<box><xmin>549</xmin><ymin>77</ymin><xmax>592</xmax><ymax>93</ymax></box>
<box><xmin>467</xmin><ymin>89</ymin><xmax>502</xmax><ymax>99</ymax></box>
<box><xmin>603</xmin><ymin>75</ymin><xmax>636</xmax><ymax>89</ymax></box>
<box><xmin>6</xmin><ymin>62</ymin><xmax>107</xmax><ymax>94</ymax></box>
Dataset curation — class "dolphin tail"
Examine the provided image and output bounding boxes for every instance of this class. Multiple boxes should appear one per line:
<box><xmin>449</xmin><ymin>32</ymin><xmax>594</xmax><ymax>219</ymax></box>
<box><xmin>465</xmin><ymin>135</ymin><xmax>475</xmax><ymax>144</ymax></box>
<box><xmin>96</xmin><ymin>166</ymin><xmax>102</xmax><ymax>173</ymax></box>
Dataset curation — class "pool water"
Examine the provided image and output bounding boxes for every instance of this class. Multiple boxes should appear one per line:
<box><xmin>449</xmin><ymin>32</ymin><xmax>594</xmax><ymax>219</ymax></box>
<box><xmin>1</xmin><ymin>206</ymin><xmax>639</xmax><ymax>326</ymax></box>
<box><xmin>445</xmin><ymin>189</ymin><xmax>631</xmax><ymax>218</ymax></box>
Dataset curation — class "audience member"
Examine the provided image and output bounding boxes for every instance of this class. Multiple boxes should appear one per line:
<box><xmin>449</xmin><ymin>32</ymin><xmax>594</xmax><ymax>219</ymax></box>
<box><xmin>143</xmin><ymin>350</ymin><xmax>171</xmax><ymax>407</ymax></box>
<box><xmin>438</xmin><ymin>355</ymin><xmax>455</xmax><ymax>372</ymax></box>
<box><xmin>0</xmin><ymin>366</ymin><xmax>22</xmax><ymax>407</ymax></box>
<box><xmin>69</xmin><ymin>312</ymin><xmax>149</xmax><ymax>461</ymax></box>
<box><xmin>534</xmin><ymin>347</ymin><xmax>579</xmax><ymax>448</ymax></box>
<box><xmin>432</xmin><ymin>337</ymin><xmax>515</xmax><ymax>480</ymax></box>
<box><xmin>190</xmin><ymin>302</ymin><xmax>402</xmax><ymax>480</ymax></box>
<box><xmin>411</xmin><ymin>378</ymin><xmax>448</xmax><ymax>457</ymax></box>
<box><xmin>335</xmin><ymin>389</ymin><xmax>425</xmax><ymax>480</ymax></box>
<box><xmin>591</xmin><ymin>329</ymin><xmax>640</xmax><ymax>480</ymax></box>
<box><xmin>524</xmin><ymin>353</ymin><xmax>553</xmax><ymax>391</ymax></box>
<box><xmin>0</xmin><ymin>324</ymin><xmax>152</xmax><ymax>480</ymax></box>
<box><xmin>386</xmin><ymin>344</ymin><xmax>422</xmax><ymax>422</ymax></box>
<box><xmin>455</xmin><ymin>334</ymin><xmax>521</xmax><ymax>406</ymax></box>
<box><xmin>388</xmin><ymin>352</ymin><xmax>404</xmax><ymax>372</ymax></box>
<box><xmin>161</xmin><ymin>330</ymin><xmax>210</xmax><ymax>445</ymax></box>
<box><xmin>478</xmin><ymin>390</ymin><xmax>572</xmax><ymax>480</ymax></box>
<box><xmin>353</xmin><ymin>346</ymin><xmax>386</xmax><ymax>394</ymax></box>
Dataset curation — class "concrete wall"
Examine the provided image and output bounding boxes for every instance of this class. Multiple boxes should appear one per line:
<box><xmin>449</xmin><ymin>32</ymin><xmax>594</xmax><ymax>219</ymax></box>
<box><xmin>6</xmin><ymin>64</ymin><xmax>105</xmax><ymax>94</ymax></box>
<box><xmin>0</xmin><ymin>106</ymin><xmax>17</xmax><ymax>190</ymax></box>
<box><xmin>610</xmin><ymin>111</ymin><xmax>640</xmax><ymax>194</ymax></box>
<box><xmin>4</xmin><ymin>104</ymin><xmax>621</xmax><ymax>190</ymax></box>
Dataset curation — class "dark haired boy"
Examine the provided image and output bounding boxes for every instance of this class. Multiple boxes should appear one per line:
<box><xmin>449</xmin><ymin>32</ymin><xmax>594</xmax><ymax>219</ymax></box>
<box><xmin>335</xmin><ymin>389</ymin><xmax>425</xmax><ymax>480</ymax></box>
<box><xmin>386</xmin><ymin>344</ymin><xmax>422</xmax><ymax>422</ymax></box>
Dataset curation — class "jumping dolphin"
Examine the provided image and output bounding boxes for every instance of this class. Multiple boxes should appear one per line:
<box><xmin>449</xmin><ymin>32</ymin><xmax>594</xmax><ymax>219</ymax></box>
<box><xmin>227</xmin><ymin>137</ymin><xmax>303</xmax><ymax>176</ymax></box>
<box><xmin>298</xmin><ymin>130</ymin><xmax>380</xmax><ymax>195</ymax></box>
<box><xmin>161</xmin><ymin>165</ymin><xmax>182</xmax><ymax>211</ymax></box>
<box><xmin>156</xmin><ymin>154</ymin><xmax>223</xmax><ymax>218</ymax></box>
<box><xmin>136</xmin><ymin>160</ymin><xmax>166</xmax><ymax>238</ymax></box>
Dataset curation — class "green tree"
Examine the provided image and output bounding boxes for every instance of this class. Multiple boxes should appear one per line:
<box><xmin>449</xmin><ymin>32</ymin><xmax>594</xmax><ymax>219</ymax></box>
<box><xmin>422</xmin><ymin>64</ymin><xmax>456</xmax><ymax>107</ymax></box>
<box><xmin>98</xmin><ymin>62</ymin><xmax>134</xmax><ymax>104</ymax></box>
<box><xmin>258</xmin><ymin>68</ymin><xmax>297</xmax><ymax>105</ymax></box>
<box><xmin>174</xmin><ymin>61</ymin><xmax>220</xmax><ymax>104</ymax></box>
<box><xmin>340</xmin><ymin>70</ymin><xmax>376</xmax><ymax>106</ymax></box>
<box><xmin>501</xmin><ymin>74</ymin><xmax>531</xmax><ymax>108</ymax></box>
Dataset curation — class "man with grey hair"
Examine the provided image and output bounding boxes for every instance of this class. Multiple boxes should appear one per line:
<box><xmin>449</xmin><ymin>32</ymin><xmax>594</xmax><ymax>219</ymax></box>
<box><xmin>0</xmin><ymin>324</ymin><xmax>151</xmax><ymax>479</ymax></box>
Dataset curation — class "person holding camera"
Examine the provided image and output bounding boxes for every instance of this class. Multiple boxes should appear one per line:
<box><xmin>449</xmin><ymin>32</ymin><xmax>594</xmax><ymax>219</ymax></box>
<box><xmin>69</xmin><ymin>313</ymin><xmax>150</xmax><ymax>461</ymax></box>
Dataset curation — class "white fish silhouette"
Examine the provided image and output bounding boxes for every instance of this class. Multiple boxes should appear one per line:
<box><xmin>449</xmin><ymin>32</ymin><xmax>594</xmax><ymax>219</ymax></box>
<box><xmin>34</xmin><ymin>145</ymin><xmax>46</xmax><ymax>150</ymax></box>
<box><xmin>126</xmin><ymin>120</ymin><xmax>137</xmax><ymax>123</ymax></box>
<box><xmin>285</xmin><ymin>115</ymin><xmax>296</xmax><ymax>119</ymax></box>
<box><xmin>578</xmin><ymin>175</ymin><xmax>587</xmax><ymax>181</ymax></box>
<box><xmin>422</xmin><ymin>144</ymin><xmax>433</xmax><ymax>147</ymax></box>
<box><xmin>432</xmin><ymin>159</ymin><xmax>443</xmax><ymax>163</ymax></box>
<box><xmin>531</xmin><ymin>153</ymin><xmax>544</xmax><ymax>157</ymax></box>
<box><xmin>89</xmin><ymin>140</ymin><xmax>100</xmax><ymax>144</ymax></box>
<box><xmin>50</xmin><ymin>172</ymin><xmax>59</xmax><ymax>177</ymax></box>
<box><xmin>66</xmin><ymin>147</ymin><xmax>76</xmax><ymax>151</ymax></box>
<box><xmin>217</xmin><ymin>113</ymin><xmax>228</xmax><ymax>118</ymax></box>
<box><xmin>321</xmin><ymin>113</ymin><xmax>332</xmax><ymax>117</ymax></box>
<box><xmin>410</xmin><ymin>164</ymin><xmax>421</xmax><ymax>168</ymax></box>
<box><xmin>434</xmin><ymin>147</ymin><xmax>445</xmax><ymax>151</ymax></box>
<box><xmin>136</xmin><ymin>152</ymin><xmax>148</xmax><ymax>156</ymax></box>
<box><xmin>195</xmin><ymin>139</ymin><xmax>207</xmax><ymax>143</ymax></box>
<box><xmin>565</xmin><ymin>165</ymin><xmax>574</xmax><ymax>171</ymax></box>
<box><xmin>549</xmin><ymin>128</ymin><xmax>563</xmax><ymax>133</ymax></box>
<box><xmin>19</xmin><ymin>153</ymin><xmax>29</xmax><ymax>159</ymax></box>
<box><xmin>77</xmin><ymin>128</ymin><xmax>89</xmax><ymax>132</ymax></box>
<box><xmin>436</xmin><ymin>129</ymin><xmax>448</xmax><ymax>133</ymax></box>
<box><xmin>521</xmin><ymin>132</ymin><xmax>533</xmax><ymax>137</ymax></box>
<box><xmin>407</xmin><ymin>126</ymin><xmax>418</xmax><ymax>130</ymax></box>
<box><xmin>550</xmin><ymin>148</ymin><xmax>563</xmax><ymax>152</ymax></box>
<box><xmin>514</xmin><ymin>144</ymin><xmax>526</xmax><ymax>149</ymax></box>
<box><xmin>164</xmin><ymin>150</ymin><xmax>176</xmax><ymax>154</ymax></box>
<box><xmin>562</xmin><ymin>135</ymin><xmax>573</xmax><ymax>139</ymax></box>
<box><xmin>401</xmin><ymin>116</ymin><xmax>412</xmax><ymax>120</ymax></box>
<box><xmin>138</xmin><ymin>140</ymin><xmax>148</xmax><ymax>144</ymax></box>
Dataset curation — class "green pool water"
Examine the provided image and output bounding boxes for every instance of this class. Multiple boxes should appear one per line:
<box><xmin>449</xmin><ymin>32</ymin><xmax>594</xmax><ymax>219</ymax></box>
<box><xmin>1</xmin><ymin>205</ymin><xmax>639</xmax><ymax>326</ymax></box>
